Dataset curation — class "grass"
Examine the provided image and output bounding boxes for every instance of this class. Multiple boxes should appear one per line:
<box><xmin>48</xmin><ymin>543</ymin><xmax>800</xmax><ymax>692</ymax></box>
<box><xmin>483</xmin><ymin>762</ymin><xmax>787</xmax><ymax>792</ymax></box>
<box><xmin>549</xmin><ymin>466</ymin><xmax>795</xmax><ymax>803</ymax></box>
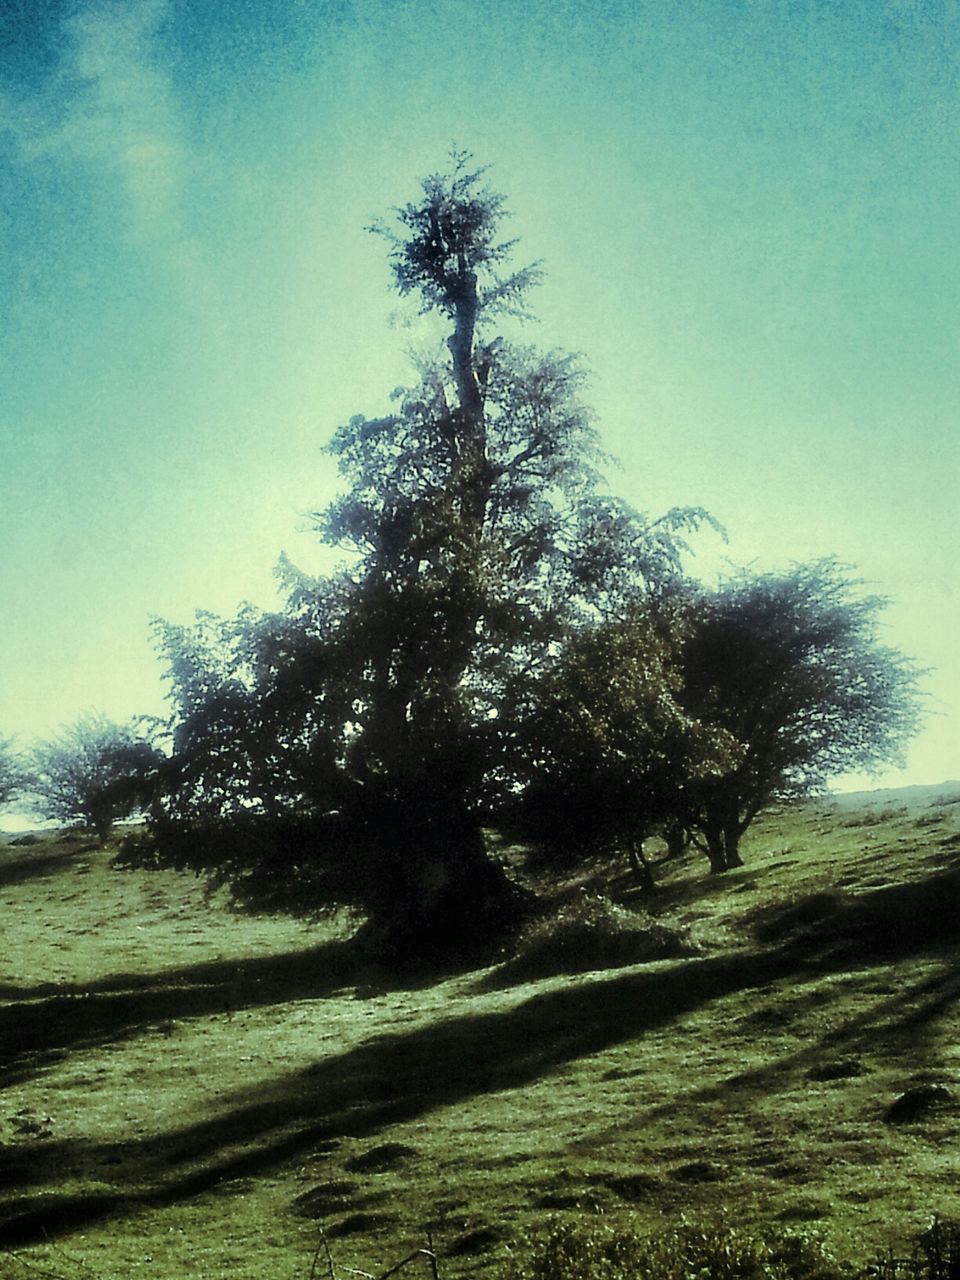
<box><xmin>1</xmin><ymin>783</ymin><xmax>959</xmax><ymax>1279</ymax></box>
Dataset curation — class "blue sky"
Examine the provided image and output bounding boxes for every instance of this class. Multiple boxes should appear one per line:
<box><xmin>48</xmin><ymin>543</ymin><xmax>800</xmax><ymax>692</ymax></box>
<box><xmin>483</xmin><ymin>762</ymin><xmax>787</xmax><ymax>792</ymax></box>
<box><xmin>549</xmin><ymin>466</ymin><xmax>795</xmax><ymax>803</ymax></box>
<box><xmin>1</xmin><ymin>0</ymin><xmax>957</xmax><ymax>793</ymax></box>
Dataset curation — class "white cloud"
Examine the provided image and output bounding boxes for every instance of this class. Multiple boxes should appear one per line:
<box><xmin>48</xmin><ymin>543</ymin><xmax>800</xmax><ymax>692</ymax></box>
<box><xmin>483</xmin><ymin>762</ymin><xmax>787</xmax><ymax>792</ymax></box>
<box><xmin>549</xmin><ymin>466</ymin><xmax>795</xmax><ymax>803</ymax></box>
<box><xmin>2</xmin><ymin>1</ymin><xmax>231</xmax><ymax>344</ymax></box>
<box><xmin>17</xmin><ymin>0</ymin><xmax>183</xmax><ymax>242</ymax></box>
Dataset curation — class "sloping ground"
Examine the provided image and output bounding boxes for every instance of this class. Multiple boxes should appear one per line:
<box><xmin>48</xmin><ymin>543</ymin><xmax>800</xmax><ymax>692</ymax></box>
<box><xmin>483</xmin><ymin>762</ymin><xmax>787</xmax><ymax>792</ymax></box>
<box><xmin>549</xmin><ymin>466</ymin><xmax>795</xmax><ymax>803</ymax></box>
<box><xmin>1</xmin><ymin>786</ymin><xmax>959</xmax><ymax>1280</ymax></box>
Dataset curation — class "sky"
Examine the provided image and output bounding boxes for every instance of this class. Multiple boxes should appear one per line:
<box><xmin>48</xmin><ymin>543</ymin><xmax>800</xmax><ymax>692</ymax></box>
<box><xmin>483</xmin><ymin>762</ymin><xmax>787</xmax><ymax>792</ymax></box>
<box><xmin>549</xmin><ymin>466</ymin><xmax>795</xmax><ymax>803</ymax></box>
<box><xmin>1</xmin><ymin>0</ymin><xmax>958</xmax><ymax>800</ymax></box>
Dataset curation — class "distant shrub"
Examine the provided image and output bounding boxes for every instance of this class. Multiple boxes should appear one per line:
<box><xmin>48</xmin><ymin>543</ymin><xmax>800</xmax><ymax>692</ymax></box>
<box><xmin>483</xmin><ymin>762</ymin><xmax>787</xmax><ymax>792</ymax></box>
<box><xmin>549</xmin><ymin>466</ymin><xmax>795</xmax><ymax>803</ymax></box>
<box><xmin>913</xmin><ymin>811</ymin><xmax>947</xmax><ymax>829</ymax></box>
<box><xmin>503</xmin><ymin>1218</ymin><xmax>841</xmax><ymax>1280</ymax></box>
<box><xmin>843</xmin><ymin>806</ymin><xmax>907</xmax><ymax>829</ymax></box>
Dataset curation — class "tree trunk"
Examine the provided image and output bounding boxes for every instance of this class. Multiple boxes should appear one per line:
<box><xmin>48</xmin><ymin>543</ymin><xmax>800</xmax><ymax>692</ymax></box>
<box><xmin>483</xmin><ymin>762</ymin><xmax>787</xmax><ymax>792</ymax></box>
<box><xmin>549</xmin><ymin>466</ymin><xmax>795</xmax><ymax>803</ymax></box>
<box><xmin>91</xmin><ymin>808</ymin><xmax>114</xmax><ymax>848</ymax></box>
<box><xmin>701</xmin><ymin>789</ymin><xmax>745</xmax><ymax>873</ymax></box>
<box><xmin>628</xmin><ymin>839</ymin><xmax>656</xmax><ymax>892</ymax></box>
<box><xmin>705</xmin><ymin>832</ymin><xmax>729</xmax><ymax>874</ymax></box>
<box><xmin>704</xmin><ymin>828</ymin><xmax>744</xmax><ymax>873</ymax></box>
<box><xmin>363</xmin><ymin>789</ymin><xmax>524</xmax><ymax>960</ymax></box>
<box><xmin>360</xmin><ymin>242</ymin><xmax>512</xmax><ymax>962</ymax></box>
<box><xmin>723</xmin><ymin>822</ymin><xmax>744</xmax><ymax>868</ymax></box>
<box><xmin>663</xmin><ymin>821</ymin><xmax>687</xmax><ymax>861</ymax></box>
<box><xmin>447</xmin><ymin>266</ymin><xmax>483</xmax><ymax>420</ymax></box>
<box><xmin>702</xmin><ymin>808</ymin><xmax>743</xmax><ymax>872</ymax></box>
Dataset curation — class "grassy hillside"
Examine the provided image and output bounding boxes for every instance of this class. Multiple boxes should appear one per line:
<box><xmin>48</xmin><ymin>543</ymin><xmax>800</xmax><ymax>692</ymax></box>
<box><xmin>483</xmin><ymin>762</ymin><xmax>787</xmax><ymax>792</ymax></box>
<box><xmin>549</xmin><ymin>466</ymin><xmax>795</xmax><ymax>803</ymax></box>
<box><xmin>1</xmin><ymin>785</ymin><xmax>959</xmax><ymax>1280</ymax></box>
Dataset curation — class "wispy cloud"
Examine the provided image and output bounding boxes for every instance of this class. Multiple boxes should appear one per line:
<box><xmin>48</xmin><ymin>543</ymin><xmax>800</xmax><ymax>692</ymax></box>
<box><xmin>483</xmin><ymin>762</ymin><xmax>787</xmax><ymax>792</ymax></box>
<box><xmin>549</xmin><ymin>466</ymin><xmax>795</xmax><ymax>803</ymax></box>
<box><xmin>1</xmin><ymin>0</ymin><xmax>233</xmax><ymax>345</ymax></box>
<box><xmin>12</xmin><ymin>0</ymin><xmax>183</xmax><ymax>242</ymax></box>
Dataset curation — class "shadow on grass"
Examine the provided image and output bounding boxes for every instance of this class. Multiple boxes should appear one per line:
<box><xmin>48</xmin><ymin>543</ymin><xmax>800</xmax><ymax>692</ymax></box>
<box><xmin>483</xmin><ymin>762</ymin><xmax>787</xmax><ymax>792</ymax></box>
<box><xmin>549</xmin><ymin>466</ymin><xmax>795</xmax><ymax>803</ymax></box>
<box><xmin>638</xmin><ymin>955</ymin><xmax>960</xmax><ymax>1127</ymax></box>
<box><xmin>749</xmin><ymin>866</ymin><xmax>960</xmax><ymax>961</ymax></box>
<box><xmin>614</xmin><ymin>857</ymin><xmax>765</xmax><ymax>917</ymax></box>
<box><xmin>0</xmin><ymin>847</ymin><xmax>91</xmax><ymax>890</ymax></box>
<box><xmin>0</xmin><ymin>945</ymin><xmax>795</xmax><ymax>1246</ymax></box>
<box><xmin>2</xmin><ymin>866</ymin><xmax>959</xmax><ymax>1248</ymax></box>
<box><xmin>631</xmin><ymin>871</ymin><xmax>960</xmax><ymax>1120</ymax></box>
<box><xmin>0</xmin><ymin>935</ymin><xmax>438</xmax><ymax>1087</ymax></box>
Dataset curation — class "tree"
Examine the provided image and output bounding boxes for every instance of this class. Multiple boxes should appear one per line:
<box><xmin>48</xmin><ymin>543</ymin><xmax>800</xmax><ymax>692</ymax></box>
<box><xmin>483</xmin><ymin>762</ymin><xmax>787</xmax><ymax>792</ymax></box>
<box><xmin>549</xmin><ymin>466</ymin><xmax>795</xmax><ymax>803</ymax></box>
<box><xmin>676</xmin><ymin>560</ymin><xmax>923</xmax><ymax>872</ymax></box>
<box><xmin>0</xmin><ymin>736</ymin><xmax>26</xmax><ymax>810</ymax></box>
<box><xmin>29</xmin><ymin>713</ymin><xmax>163</xmax><ymax>845</ymax></box>
<box><xmin>147</xmin><ymin>155</ymin><xmax>710</xmax><ymax>953</ymax></box>
<box><xmin>506</xmin><ymin>605</ymin><xmax>737</xmax><ymax>889</ymax></box>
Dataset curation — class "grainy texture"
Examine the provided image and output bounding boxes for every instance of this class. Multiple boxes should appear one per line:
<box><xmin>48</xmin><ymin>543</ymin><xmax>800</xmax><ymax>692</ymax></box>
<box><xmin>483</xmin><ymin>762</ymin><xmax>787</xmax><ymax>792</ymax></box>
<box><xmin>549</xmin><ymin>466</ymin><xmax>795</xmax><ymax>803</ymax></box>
<box><xmin>1</xmin><ymin>783</ymin><xmax>958</xmax><ymax>1279</ymax></box>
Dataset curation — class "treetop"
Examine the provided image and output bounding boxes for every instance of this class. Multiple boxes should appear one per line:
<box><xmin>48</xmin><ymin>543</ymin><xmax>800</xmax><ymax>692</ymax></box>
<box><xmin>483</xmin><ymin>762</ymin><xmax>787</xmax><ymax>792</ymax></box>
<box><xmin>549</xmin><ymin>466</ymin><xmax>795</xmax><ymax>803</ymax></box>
<box><xmin>371</xmin><ymin>150</ymin><xmax>543</xmax><ymax>320</ymax></box>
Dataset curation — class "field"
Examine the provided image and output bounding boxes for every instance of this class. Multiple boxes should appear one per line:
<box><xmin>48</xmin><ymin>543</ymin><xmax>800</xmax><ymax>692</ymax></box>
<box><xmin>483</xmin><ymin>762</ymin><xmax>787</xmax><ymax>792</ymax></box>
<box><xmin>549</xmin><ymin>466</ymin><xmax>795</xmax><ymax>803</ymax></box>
<box><xmin>2</xmin><ymin>785</ymin><xmax>959</xmax><ymax>1280</ymax></box>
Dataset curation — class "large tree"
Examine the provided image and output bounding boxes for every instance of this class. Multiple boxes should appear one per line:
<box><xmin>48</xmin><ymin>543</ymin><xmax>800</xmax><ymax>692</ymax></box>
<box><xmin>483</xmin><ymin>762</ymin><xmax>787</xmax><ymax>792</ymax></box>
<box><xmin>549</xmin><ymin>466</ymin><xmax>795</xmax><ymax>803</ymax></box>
<box><xmin>677</xmin><ymin>560</ymin><xmax>923</xmax><ymax>872</ymax></box>
<box><xmin>148</xmin><ymin>156</ymin><xmax>708</xmax><ymax>953</ymax></box>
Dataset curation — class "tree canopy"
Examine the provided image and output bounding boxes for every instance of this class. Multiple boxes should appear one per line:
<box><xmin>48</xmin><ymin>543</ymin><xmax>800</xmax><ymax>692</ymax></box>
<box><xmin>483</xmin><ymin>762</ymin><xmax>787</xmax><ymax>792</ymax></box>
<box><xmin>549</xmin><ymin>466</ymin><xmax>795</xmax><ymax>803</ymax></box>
<box><xmin>145</xmin><ymin>156</ymin><xmax>711</xmax><ymax>951</ymax></box>
<box><xmin>675</xmin><ymin>560</ymin><xmax>923</xmax><ymax>871</ymax></box>
<box><xmin>135</xmin><ymin>157</ymin><xmax>922</xmax><ymax>951</ymax></box>
<box><xmin>505</xmin><ymin>604</ymin><xmax>736</xmax><ymax>887</ymax></box>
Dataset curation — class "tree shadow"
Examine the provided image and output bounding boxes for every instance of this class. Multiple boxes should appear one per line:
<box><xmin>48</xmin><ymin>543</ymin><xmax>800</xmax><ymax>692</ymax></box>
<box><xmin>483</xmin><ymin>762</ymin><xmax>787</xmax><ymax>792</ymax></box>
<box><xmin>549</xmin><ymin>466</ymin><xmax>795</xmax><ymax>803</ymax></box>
<box><xmin>0</xmin><ymin>946</ymin><xmax>792</xmax><ymax>1246</ymax></box>
<box><xmin>636</xmin><ymin>956</ymin><xmax>960</xmax><ymax>1129</ymax></box>
<box><xmin>749</xmin><ymin>865</ymin><xmax>960</xmax><ymax>963</ymax></box>
<box><xmin>0</xmin><ymin>935</ymin><xmax>460</xmax><ymax>1089</ymax></box>
<box><xmin>3</xmin><ymin>865</ymin><xmax>958</xmax><ymax>1247</ymax></box>
<box><xmin>0</xmin><ymin>848</ymin><xmax>89</xmax><ymax>889</ymax></box>
<box><xmin>632</xmin><ymin>872</ymin><xmax>960</xmax><ymax>1120</ymax></box>
<box><xmin>613</xmin><ymin>858</ymin><xmax>765</xmax><ymax>917</ymax></box>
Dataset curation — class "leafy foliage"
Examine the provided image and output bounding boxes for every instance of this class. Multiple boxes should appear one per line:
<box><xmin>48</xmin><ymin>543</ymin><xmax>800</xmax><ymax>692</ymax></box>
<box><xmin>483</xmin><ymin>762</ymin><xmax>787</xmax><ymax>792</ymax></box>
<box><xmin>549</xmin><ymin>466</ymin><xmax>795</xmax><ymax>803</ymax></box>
<box><xmin>372</xmin><ymin>150</ymin><xmax>543</xmax><ymax>319</ymax></box>
<box><xmin>677</xmin><ymin>561</ymin><xmax>923</xmax><ymax>870</ymax></box>
<box><xmin>143</xmin><ymin>155</ymin><xmax>708</xmax><ymax>949</ymax></box>
<box><xmin>506</xmin><ymin>604</ymin><xmax>736</xmax><ymax>883</ymax></box>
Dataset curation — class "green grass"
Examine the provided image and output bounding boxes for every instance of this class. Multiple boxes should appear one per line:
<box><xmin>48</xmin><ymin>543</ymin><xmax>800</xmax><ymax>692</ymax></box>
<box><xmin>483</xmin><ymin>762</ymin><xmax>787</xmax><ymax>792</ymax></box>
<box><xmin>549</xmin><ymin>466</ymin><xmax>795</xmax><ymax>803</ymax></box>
<box><xmin>1</xmin><ymin>784</ymin><xmax>959</xmax><ymax>1280</ymax></box>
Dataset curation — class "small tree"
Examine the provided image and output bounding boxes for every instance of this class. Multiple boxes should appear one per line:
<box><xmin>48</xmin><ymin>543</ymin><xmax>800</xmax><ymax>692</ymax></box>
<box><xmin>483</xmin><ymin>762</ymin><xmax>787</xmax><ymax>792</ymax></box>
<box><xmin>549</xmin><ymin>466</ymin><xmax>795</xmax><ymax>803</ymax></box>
<box><xmin>0</xmin><ymin>736</ymin><xmax>26</xmax><ymax>811</ymax></box>
<box><xmin>508</xmin><ymin>606</ymin><xmax>736</xmax><ymax>889</ymax></box>
<box><xmin>677</xmin><ymin>560</ymin><xmax>923</xmax><ymax>872</ymax></box>
<box><xmin>29</xmin><ymin>713</ymin><xmax>163</xmax><ymax>845</ymax></box>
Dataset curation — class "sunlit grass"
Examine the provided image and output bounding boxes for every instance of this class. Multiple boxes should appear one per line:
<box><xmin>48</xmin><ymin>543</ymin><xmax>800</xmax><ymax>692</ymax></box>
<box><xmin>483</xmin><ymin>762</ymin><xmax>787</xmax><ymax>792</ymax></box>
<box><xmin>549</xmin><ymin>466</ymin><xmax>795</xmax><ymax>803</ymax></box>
<box><xmin>1</xmin><ymin>785</ymin><xmax>959</xmax><ymax>1279</ymax></box>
